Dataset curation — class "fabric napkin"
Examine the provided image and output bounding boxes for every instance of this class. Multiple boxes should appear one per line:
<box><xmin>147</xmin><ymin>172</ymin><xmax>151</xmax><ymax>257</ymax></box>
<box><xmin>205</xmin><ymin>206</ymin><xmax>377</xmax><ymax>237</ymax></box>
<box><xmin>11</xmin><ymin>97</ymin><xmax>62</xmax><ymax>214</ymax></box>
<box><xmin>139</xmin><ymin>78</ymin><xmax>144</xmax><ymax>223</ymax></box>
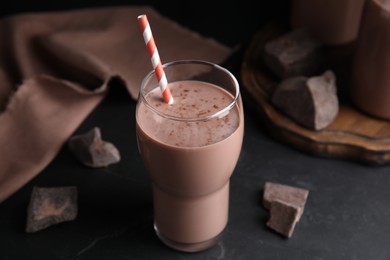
<box><xmin>0</xmin><ymin>6</ymin><xmax>232</xmax><ymax>203</ymax></box>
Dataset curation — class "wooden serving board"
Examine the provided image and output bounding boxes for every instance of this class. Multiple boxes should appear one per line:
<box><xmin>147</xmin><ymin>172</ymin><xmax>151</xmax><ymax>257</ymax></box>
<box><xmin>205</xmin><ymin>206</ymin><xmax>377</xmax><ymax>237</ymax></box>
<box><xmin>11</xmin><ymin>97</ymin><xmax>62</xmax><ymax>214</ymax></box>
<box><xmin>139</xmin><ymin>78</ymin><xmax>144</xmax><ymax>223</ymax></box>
<box><xmin>241</xmin><ymin>21</ymin><xmax>390</xmax><ymax>165</ymax></box>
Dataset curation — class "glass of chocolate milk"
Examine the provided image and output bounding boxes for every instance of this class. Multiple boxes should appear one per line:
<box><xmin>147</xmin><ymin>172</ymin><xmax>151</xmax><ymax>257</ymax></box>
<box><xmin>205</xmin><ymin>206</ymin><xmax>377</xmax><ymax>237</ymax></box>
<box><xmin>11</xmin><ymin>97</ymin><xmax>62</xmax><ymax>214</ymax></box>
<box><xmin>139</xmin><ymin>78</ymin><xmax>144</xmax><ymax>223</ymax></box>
<box><xmin>136</xmin><ymin>60</ymin><xmax>244</xmax><ymax>252</ymax></box>
<box><xmin>350</xmin><ymin>0</ymin><xmax>390</xmax><ymax>119</ymax></box>
<box><xmin>290</xmin><ymin>0</ymin><xmax>366</xmax><ymax>45</ymax></box>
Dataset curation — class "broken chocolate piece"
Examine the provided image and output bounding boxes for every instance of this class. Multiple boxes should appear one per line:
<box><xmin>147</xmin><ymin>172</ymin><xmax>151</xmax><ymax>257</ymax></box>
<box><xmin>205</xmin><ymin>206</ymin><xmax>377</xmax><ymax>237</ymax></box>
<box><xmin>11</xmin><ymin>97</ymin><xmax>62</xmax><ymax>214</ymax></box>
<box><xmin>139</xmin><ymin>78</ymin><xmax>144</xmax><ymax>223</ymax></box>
<box><xmin>263</xmin><ymin>181</ymin><xmax>309</xmax><ymax>222</ymax></box>
<box><xmin>26</xmin><ymin>186</ymin><xmax>77</xmax><ymax>233</ymax></box>
<box><xmin>307</xmin><ymin>70</ymin><xmax>339</xmax><ymax>129</ymax></box>
<box><xmin>263</xmin><ymin>28</ymin><xmax>323</xmax><ymax>79</ymax></box>
<box><xmin>271</xmin><ymin>70</ymin><xmax>339</xmax><ymax>130</ymax></box>
<box><xmin>68</xmin><ymin>127</ymin><xmax>120</xmax><ymax>168</ymax></box>
<box><xmin>266</xmin><ymin>199</ymin><xmax>299</xmax><ymax>238</ymax></box>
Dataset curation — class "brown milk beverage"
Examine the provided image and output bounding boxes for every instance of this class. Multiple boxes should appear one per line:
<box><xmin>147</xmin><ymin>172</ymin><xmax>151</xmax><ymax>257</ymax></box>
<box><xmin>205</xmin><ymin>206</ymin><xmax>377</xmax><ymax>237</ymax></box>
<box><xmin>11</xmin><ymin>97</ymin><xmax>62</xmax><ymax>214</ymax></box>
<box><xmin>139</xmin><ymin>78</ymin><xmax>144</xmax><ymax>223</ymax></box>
<box><xmin>350</xmin><ymin>0</ymin><xmax>390</xmax><ymax>119</ymax></box>
<box><xmin>136</xmin><ymin>80</ymin><xmax>244</xmax><ymax>249</ymax></box>
<box><xmin>290</xmin><ymin>0</ymin><xmax>366</xmax><ymax>45</ymax></box>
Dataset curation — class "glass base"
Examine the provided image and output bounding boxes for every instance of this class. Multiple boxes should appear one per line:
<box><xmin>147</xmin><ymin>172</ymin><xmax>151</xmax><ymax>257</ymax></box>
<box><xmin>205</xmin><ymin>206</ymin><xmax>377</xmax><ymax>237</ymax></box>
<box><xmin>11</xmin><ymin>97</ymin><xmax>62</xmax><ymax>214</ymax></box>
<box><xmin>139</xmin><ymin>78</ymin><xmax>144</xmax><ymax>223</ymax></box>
<box><xmin>154</xmin><ymin>224</ymin><xmax>225</xmax><ymax>253</ymax></box>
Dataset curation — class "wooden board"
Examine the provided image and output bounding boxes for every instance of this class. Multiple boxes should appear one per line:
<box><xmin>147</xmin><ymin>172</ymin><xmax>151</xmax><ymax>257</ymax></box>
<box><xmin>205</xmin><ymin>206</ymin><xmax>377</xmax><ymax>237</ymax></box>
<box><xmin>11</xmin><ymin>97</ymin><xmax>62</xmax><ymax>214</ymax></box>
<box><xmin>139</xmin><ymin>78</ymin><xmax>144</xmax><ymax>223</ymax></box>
<box><xmin>241</xmin><ymin>21</ymin><xmax>390</xmax><ymax>165</ymax></box>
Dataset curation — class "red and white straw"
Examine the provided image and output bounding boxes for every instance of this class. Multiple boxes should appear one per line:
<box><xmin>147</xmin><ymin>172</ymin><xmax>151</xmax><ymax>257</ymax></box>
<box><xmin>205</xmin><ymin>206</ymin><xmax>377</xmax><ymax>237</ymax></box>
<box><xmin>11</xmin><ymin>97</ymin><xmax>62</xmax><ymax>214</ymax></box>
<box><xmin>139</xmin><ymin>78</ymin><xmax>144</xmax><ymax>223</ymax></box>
<box><xmin>138</xmin><ymin>14</ymin><xmax>173</xmax><ymax>105</ymax></box>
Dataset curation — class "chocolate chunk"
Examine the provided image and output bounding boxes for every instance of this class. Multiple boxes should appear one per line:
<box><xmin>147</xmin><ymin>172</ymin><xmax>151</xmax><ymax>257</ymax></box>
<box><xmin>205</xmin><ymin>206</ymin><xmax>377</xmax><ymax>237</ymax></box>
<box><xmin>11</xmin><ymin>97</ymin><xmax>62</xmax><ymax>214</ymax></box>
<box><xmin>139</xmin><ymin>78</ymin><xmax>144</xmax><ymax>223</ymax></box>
<box><xmin>271</xmin><ymin>76</ymin><xmax>312</xmax><ymax>129</ymax></box>
<box><xmin>263</xmin><ymin>181</ymin><xmax>309</xmax><ymax>222</ymax></box>
<box><xmin>266</xmin><ymin>199</ymin><xmax>299</xmax><ymax>238</ymax></box>
<box><xmin>68</xmin><ymin>127</ymin><xmax>120</xmax><ymax>168</ymax></box>
<box><xmin>307</xmin><ymin>70</ymin><xmax>339</xmax><ymax>129</ymax></box>
<box><xmin>26</xmin><ymin>186</ymin><xmax>77</xmax><ymax>233</ymax></box>
<box><xmin>271</xmin><ymin>70</ymin><xmax>339</xmax><ymax>130</ymax></box>
<box><xmin>263</xmin><ymin>28</ymin><xmax>323</xmax><ymax>79</ymax></box>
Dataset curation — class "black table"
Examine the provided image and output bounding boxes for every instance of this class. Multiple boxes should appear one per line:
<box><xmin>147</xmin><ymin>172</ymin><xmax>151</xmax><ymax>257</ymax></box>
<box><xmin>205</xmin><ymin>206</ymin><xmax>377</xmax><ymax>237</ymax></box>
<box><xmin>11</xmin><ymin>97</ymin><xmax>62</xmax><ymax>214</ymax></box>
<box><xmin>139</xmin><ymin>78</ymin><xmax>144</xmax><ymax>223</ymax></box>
<box><xmin>2</xmin><ymin>1</ymin><xmax>390</xmax><ymax>259</ymax></box>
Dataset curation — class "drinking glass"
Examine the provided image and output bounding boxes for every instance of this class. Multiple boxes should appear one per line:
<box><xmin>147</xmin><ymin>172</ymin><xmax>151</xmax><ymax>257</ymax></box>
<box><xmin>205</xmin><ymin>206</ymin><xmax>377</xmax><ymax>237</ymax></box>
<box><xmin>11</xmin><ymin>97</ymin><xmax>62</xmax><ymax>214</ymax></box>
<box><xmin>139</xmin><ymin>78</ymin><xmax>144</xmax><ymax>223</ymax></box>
<box><xmin>135</xmin><ymin>60</ymin><xmax>244</xmax><ymax>252</ymax></box>
<box><xmin>350</xmin><ymin>0</ymin><xmax>390</xmax><ymax>119</ymax></box>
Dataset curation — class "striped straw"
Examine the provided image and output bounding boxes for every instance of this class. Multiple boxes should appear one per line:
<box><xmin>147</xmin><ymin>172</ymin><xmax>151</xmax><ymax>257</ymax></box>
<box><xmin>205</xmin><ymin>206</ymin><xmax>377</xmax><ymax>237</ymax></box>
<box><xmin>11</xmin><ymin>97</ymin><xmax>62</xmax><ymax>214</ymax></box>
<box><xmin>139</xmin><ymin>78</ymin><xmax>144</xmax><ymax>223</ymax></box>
<box><xmin>138</xmin><ymin>14</ymin><xmax>174</xmax><ymax>105</ymax></box>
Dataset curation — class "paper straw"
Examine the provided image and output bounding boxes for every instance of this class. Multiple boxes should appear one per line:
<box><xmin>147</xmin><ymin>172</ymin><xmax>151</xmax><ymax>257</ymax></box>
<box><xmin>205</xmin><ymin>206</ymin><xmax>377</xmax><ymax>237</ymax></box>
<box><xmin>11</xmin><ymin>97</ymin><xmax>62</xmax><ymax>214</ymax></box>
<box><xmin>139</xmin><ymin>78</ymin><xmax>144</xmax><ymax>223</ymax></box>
<box><xmin>138</xmin><ymin>14</ymin><xmax>174</xmax><ymax>105</ymax></box>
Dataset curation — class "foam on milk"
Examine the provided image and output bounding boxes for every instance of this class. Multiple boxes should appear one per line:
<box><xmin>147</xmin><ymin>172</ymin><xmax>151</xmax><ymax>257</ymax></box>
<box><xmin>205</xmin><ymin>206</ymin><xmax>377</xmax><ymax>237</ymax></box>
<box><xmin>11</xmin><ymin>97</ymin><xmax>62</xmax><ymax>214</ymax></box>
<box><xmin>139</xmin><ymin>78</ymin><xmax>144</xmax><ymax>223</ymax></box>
<box><xmin>138</xmin><ymin>80</ymin><xmax>240</xmax><ymax>147</ymax></box>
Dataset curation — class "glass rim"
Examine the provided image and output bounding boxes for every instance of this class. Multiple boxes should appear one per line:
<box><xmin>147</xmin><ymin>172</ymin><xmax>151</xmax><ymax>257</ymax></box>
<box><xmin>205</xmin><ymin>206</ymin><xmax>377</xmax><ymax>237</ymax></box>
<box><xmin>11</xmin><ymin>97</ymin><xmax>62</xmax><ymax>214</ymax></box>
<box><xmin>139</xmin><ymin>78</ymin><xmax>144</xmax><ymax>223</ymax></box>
<box><xmin>139</xmin><ymin>60</ymin><xmax>240</xmax><ymax>122</ymax></box>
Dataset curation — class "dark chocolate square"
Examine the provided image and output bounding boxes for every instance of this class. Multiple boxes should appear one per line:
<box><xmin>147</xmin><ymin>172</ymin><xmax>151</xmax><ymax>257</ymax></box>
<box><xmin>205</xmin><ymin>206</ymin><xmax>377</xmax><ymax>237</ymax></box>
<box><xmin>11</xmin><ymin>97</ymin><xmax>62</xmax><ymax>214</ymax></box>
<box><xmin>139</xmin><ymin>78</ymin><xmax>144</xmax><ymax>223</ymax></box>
<box><xmin>26</xmin><ymin>186</ymin><xmax>78</xmax><ymax>233</ymax></box>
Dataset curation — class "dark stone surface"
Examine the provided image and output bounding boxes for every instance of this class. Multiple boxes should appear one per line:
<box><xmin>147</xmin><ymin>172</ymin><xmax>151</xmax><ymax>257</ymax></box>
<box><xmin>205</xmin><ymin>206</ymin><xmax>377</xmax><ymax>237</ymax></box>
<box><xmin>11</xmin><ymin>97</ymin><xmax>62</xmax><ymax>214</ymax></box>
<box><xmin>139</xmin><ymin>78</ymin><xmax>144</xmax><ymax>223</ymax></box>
<box><xmin>2</xmin><ymin>1</ymin><xmax>390</xmax><ymax>260</ymax></box>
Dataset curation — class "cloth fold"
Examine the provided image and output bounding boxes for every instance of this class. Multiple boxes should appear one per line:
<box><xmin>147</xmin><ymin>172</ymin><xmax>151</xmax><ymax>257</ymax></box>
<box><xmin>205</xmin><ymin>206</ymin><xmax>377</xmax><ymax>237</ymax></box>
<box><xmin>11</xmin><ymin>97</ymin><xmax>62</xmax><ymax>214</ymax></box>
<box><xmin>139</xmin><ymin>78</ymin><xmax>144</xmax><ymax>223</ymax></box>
<box><xmin>0</xmin><ymin>6</ymin><xmax>232</xmax><ymax>203</ymax></box>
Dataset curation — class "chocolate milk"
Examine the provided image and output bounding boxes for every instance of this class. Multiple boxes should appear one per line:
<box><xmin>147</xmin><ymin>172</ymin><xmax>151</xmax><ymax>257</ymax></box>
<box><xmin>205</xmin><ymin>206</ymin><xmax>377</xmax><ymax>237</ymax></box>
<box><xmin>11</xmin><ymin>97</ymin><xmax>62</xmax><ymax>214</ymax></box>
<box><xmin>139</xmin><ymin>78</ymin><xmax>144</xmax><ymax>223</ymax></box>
<box><xmin>290</xmin><ymin>0</ymin><xmax>366</xmax><ymax>45</ymax></box>
<box><xmin>350</xmin><ymin>0</ymin><xmax>390</xmax><ymax>119</ymax></box>
<box><xmin>136</xmin><ymin>80</ymin><xmax>244</xmax><ymax>251</ymax></box>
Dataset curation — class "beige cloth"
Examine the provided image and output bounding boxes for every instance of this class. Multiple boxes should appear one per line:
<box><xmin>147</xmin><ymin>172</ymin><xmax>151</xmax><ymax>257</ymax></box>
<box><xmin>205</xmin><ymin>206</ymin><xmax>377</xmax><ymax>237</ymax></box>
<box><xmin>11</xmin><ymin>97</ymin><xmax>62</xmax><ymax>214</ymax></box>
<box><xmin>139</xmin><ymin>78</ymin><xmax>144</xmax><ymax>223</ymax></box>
<box><xmin>0</xmin><ymin>6</ymin><xmax>232</xmax><ymax>203</ymax></box>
